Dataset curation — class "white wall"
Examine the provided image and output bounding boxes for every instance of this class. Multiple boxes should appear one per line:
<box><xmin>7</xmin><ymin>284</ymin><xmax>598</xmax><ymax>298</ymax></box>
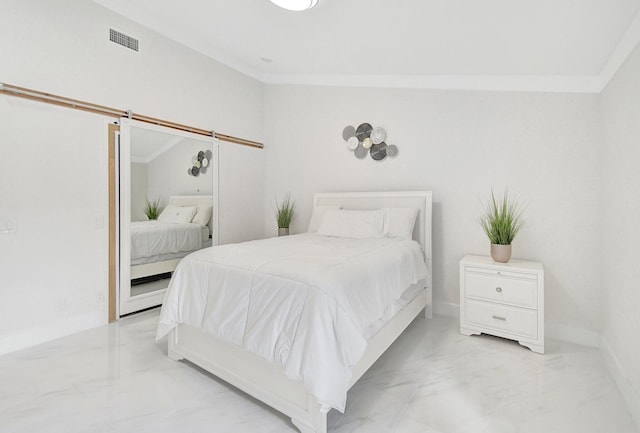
<box><xmin>131</xmin><ymin>162</ymin><xmax>148</xmax><ymax>222</ymax></box>
<box><xmin>600</xmin><ymin>43</ymin><xmax>640</xmax><ymax>425</ymax></box>
<box><xmin>146</xmin><ymin>138</ymin><xmax>215</xmax><ymax>209</ymax></box>
<box><xmin>264</xmin><ymin>85</ymin><xmax>602</xmax><ymax>340</ymax></box>
<box><xmin>0</xmin><ymin>0</ymin><xmax>266</xmax><ymax>354</ymax></box>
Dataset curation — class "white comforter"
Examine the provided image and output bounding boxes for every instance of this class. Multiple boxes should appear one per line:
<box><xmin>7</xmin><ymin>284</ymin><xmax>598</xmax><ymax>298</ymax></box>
<box><xmin>156</xmin><ymin>234</ymin><xmax>428</xmax><ymax>412</ymax></box>
<box><xmin>130</xmin><ymin>221</ymin><xmax>203</xmax><ymax>261</ymax></box>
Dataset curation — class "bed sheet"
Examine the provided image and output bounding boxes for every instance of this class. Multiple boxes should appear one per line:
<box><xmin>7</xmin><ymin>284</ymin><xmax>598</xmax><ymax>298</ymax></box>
<box><xmin>156</xmin><ymin>233</ymin><xmax>428</xmax><ymax>412</ymax></box>
<box><xmin>130</xmin><ymin>221</ymin><xmax>203</xmax><ymax>261</ymax></box>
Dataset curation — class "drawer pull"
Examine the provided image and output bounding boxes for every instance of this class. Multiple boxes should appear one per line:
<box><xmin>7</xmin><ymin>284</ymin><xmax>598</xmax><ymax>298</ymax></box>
<box><xmin>492</xmin><ymin>315</ymin><xmax>506</xmax><ymax>321</ymax></box>
<box><xmin>496</xmin><ymin>287</ymin><xmax>502</xmax><ymax>293</ymax></box>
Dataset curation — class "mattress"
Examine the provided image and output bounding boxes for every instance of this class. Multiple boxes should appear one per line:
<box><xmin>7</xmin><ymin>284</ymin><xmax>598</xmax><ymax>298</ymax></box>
<box><xmin>130</xmin><ymin>221</ymin><xmax>206</xmax><ymax>263</ymax></box>
<box><xmin>156</xmin><ymin>233</ymin><xmax>428</xmax><ymax>412</ymax></box>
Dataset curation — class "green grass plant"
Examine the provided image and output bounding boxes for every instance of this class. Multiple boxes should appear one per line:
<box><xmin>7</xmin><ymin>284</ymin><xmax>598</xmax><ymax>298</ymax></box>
<box><xmin>480</xmin><ymin>189</ymin><xmax>523</xmax><ymax>245</ymax></box>
<box><xmin>275</xmin><ymin>193</ymin><xmax>295</xmax><ymax>228</ymax></box>
<box><xmin>144</xmin><ymin>197</ymin><xmax>161</xmax><ymax>220</ymax></box>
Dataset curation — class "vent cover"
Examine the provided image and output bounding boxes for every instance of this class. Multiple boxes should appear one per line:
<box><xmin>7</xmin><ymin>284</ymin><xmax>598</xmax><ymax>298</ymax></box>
<box><xmin>110</xmin><ymin>28</ymin><xmax>139</xmax><ymax>52</ymax></box>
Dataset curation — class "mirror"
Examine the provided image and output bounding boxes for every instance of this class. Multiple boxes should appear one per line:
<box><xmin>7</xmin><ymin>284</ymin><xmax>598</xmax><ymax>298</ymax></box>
<box><xmin>119</xmin><ymin>119</ymin><xmax>218</xmax><ymax>316</ymax></box>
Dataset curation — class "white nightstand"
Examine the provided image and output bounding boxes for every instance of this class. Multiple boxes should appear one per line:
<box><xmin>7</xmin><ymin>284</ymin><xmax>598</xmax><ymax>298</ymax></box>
<box><xmin>460</xmin><ymin>255</ymin><xmax>544</xmax><ymax>354</ymax></box>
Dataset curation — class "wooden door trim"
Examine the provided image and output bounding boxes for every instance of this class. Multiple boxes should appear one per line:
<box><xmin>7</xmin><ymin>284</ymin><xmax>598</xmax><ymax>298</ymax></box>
<box><xmin>108</xmin><ymin>123</ymin><xmax>119</xmax><ymax>322</ymax></box>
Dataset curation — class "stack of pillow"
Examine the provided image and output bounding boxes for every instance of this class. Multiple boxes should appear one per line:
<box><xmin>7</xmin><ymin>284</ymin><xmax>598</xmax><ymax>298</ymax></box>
<box><xmin>308</xmin><ymin>206</ymin><xmax>419</xmax><ymax>240</ymax></box>
<box><xmin>157</xmin><ymin>204</ymin><xmax>212</xmax><ymax>227</ymax></box>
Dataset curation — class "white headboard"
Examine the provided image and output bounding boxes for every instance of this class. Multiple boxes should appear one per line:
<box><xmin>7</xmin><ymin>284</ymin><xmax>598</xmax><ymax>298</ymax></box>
<box><xmin>168</xmin><ymin>195</ymin><xmax>217</xmax><ymax>244</ymax></box>
<box><xmin>168</xmin><ymin>195</ymin><xmax>213</xmax><ymax>209</ymax></box>
<box><xmin>313</xmin><ymin>191</ymin><xmax>433</xmax><ymax>292</ymax></box>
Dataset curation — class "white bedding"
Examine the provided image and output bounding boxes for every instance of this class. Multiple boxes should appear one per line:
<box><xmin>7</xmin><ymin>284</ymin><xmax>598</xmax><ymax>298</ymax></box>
<box><xmin>130</xmin><ymin>221</ymin><xmax>204</xmax><ymax>263</ymax></box>
<box><xmin>156</xmin><ymin>233</ymin><xmax>428</xmax><ymax>412</ymax></box>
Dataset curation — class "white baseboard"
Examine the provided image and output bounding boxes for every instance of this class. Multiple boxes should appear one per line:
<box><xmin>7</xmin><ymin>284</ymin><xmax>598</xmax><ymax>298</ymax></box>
<box><xmin>545</xmin><ymin>322</ymin><xmax>600</xmax><ymax>348</ymax></box>
<box><xmin>0</xmin><ymin>311</ymin><xmax>106</xmax><ymax>356</ymax></box>
<box><xmin>433</xmin><ymin>301</ymin><xmax>460</xmax><ymax>318</ymax></box>
<box><xmin>600</xmin><ymin>336</ymin><xmax>640</xmax><ymax>430</ymax></box>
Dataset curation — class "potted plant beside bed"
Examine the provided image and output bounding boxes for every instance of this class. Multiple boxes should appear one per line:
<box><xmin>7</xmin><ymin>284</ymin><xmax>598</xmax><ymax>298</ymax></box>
<box><xmin>480</xmin><ymin>189</ymin><xmax>523</xmax><ymax>263</ymax></box>
<box><xmin>144</xmin><ymin>197</ymin><xmax>161</xmax><ymax>220</ymax></box>
<box><xmin>275</xmin><ymin>193</ymin><xmax>295</xmax><ymax>236</ymax></box>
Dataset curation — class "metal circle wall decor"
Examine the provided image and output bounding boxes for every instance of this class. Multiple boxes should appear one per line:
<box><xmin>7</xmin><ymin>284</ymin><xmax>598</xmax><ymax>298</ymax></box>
<box><xmin>346</xmin><ymin>136</ymin><xmax>359</xmax><ymax>150</ymax></box>
<box><xmin>188</xmin><ymin>149</ymin><xmax>213</xmax><ymax>176</ymax></box>
<box><xmin>341</xmin><ymin>123</ymin><xmax>399</xmax><ymax>161</ymax></box>
<box><xmin>370</xmin><ymin>127</ymin><xmax>386</xmax><ymax>144</ymax></box>
<box><xmin>370</xmin><ymin>142</ymin><xmax>387</xmax><ymax>161</ymax></box>
<box><xmin>342</xmin><ymin>125</ymin><xmax>356</xmax><ymax>141</ymax></box>
<box><xmin>355</xmin><ymin>123</ymin><xmax>373</xmax><ymax>141</ymax></box>
<box><xmin>354</xmin><ymin>143</ymin><xmax>368</xmax><ymax>159</ymax></box>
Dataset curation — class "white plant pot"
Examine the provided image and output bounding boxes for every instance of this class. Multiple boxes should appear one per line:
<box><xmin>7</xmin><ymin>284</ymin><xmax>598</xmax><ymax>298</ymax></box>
<box><xmin>491</xmin><ymin>244</ymin><xmax>512</xmax><ymax>263</ymax></box>
<box><xmin>278</xmin><ymin>227</ymin><xmax>289</xmax><ymax>236</ymax></box>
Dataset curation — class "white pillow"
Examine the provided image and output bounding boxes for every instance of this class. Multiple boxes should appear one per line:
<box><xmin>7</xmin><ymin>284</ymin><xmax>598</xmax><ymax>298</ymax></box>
<box><xmin>192</xmin><ymin>205</ymin><xmax>212</xmax><ymax>227</ymax></box>
<box><xmin>384</xmin><ymin>207</ymin><xmax>419</xmax><ymax>240</ymax></box>
<box><xmin>316</xmin><ymin>209</ymin><xmax>385</xmax><ymax>239</ymax></box>
<box><xmin>158</xmin><ymin>205</ymin><xmax>197</xmax><ymax>224</ymax></box>
<box><xmin>307</xmin><ymin>205</ymin><xmax>341</xmax><ymax>233</ymax></box>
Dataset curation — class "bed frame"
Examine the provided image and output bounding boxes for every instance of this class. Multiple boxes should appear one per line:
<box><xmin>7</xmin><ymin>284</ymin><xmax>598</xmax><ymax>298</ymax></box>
<box><xmin>167</xmin><ymin>191</ymin><xmax>433</xmax><ymax>433</ymax></box>
<box><xmin>130</xmin><ymin>195</ymin><xmax>214</xmax><ymax>279</ymax></box>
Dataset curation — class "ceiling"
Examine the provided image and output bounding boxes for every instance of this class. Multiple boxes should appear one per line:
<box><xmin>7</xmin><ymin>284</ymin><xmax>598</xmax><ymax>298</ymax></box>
<box><xmin>93</xmin><ymin>0</ymin><xmax>640</xmax><ymax>91</ymax></box>
<box><xmin>130</xmin><ymin>127</ymin><xmax>182</xmax><ymax>163</ymax></box>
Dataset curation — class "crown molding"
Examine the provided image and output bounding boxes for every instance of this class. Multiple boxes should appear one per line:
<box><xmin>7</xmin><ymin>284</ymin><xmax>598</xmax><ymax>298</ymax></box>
<box><xmin>598</xmin><ymin>10</ymin><xmax>640</xmax><ymax>93</ymax></box>
<box><xmin>262</xmin><ymin>73</ymin><xmax>604</xmax><ymax>93</ymax></box>
<box><xmin>131</xmin><ymin>136</ymin><xmax>183</xmax><ymax>164</ymax></box>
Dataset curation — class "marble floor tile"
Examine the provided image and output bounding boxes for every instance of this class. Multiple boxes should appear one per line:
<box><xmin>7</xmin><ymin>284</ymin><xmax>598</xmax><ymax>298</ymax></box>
<box><xmin>0</xmin><ymin>310</ymin><xmax>636</xmax><ymax>433</ymax></box>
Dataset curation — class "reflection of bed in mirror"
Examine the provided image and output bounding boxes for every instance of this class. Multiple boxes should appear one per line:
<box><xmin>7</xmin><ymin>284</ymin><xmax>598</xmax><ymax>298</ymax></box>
<box><xmin>130</xmin><ymin>195</ymin><xmax>213</xmax><ymax>281</ymax></box>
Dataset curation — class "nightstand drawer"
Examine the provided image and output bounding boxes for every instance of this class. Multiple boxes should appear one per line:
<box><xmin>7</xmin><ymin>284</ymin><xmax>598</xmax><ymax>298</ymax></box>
<box><xmin>464</xmin><ymin>299</ymin><xmax>537</xmax><ymax>339</ymax></box>
<box><xmin>465</xmin><ymin>270</ymin><xmax>537</xmax><ymax>308</ymax></box>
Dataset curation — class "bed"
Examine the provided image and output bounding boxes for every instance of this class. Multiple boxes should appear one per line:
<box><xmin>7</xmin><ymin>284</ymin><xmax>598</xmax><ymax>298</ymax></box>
<box><xmin>156</xmin><ymin>191</ymin><xmax>432</xmax><ymax>433</ymax></box>
<box><xmin>130</xmin><ymin>195</ymin><xmax>213</xmax><ymax>280</ymax></box>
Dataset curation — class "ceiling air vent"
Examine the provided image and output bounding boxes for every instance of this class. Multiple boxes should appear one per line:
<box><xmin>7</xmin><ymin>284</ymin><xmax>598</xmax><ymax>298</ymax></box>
<box><xmin>110</xmin><ymin>28</ymin><xmax>139</xmax><ymax>52</ymax></box>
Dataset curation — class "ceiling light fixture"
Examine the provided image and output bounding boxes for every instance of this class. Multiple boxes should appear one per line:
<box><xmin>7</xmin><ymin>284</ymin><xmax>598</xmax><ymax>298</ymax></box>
<box><xmin>269</xmin><ymin>0</ymin><xmax>318</xmax><ymax>11</ymax></box>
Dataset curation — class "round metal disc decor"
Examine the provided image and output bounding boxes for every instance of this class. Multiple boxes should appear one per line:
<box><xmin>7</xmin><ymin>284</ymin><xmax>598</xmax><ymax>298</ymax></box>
<box><xmin>198</xmin><ymin>151</ymin><xmax>205</xmax><ymax>160</ymax></box>
<box><xmin>369</xmin><ymin>142</ymin><xmax>387</xmax><ymax>161</ymax></box>
<box><xmin>370</xmin><ymin>127</ymin><xmax>386</xmax><ymax>144</ymax></box>
<box><xmin>386</xmin><ymin>144</ymin><xmax>398</xmax><ymax>157</ymax></box>
<box><xmin>200</xmin><ymin>166</ymin><xmax>207</xmax><ymax>174</ymax></box>
<box><xmin>346</xmin><ymin>136</ymin><xmax>359</xmax><ymax>150</ymax></box>
<box><xmin>191</xmin><ymin>166</ymin><xmax>200</xmax><ymax>176</ymax></box>
<box><xmin>355</xmin><ymin>123</ymin><xmax>373</xmax><ymax>141</ymax></box>
<box><xmin>354</xmin><ymin>143</ymin><xmax>368</xmax><ymax>159</ymax></box>
<box><xmin>201</xmin><ymin>157</ymin><xmax>209</xmax><ymax>167</ymax></box>
<box><xmin>362</xmin><ymin>137</ymin><xmax>373</xmax><ymax>149</ymax></box>
<box><xmin>205</xmin><ymin>149</ymin><xmax>213</xmax><ymax>160</ymax></box>
<box><xmin>342</xmin><ymin>125</ymin><xmax>356</xmax><ymax>141</ymax></box>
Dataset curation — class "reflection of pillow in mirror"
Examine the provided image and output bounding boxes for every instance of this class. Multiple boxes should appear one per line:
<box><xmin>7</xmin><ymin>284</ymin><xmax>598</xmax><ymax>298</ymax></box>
<box><xmin>316</xmin><ymin>209</ymin><xmax>385</xmax><ymax>239</ymax></box>
<box><xmin>384</xmin><ymin>208</ymin><xmax>419</xmax><ymax>240</ymax></box>
<box><xmin>192</xmin><ymin>205</ymin><xmax>212</xmax><ymax>227</ymax></box>
<box><xmin>158</xmin><ymin>205</ymin><xmax>197</xmax><ymax>224</ymax></box>
<box><xmin>308</xmin><ymin>205</ymin><xmax>341</xmax><ymax>233</ymax></box>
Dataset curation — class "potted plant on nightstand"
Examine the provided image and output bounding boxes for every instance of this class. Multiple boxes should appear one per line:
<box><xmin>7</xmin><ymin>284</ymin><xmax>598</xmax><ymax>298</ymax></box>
<box><xmin>144</xmin><ymin>197</ymin><xmax>160</xmax><ymax>220</ymax></box>
<box><xmin>275</xmin><ymin>193</ymin><xmax>295</xmax><ymax>236</ymax></box>
<box><xmin>480</xmin><ymin>189</ymin><xmax>523</xmax><ymax>263</ymax></box>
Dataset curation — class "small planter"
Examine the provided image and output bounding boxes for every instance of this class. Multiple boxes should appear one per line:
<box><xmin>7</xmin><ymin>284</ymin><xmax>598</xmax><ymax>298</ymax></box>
<box><xmin>278</xmin><ymin>227</ymin><xmax>290</xmax><ymax>237</ymax></box>
<box><xmin>491</xmin><ymin>244</ymin><xmax>512</xmax><ymax>263</ymax></box>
